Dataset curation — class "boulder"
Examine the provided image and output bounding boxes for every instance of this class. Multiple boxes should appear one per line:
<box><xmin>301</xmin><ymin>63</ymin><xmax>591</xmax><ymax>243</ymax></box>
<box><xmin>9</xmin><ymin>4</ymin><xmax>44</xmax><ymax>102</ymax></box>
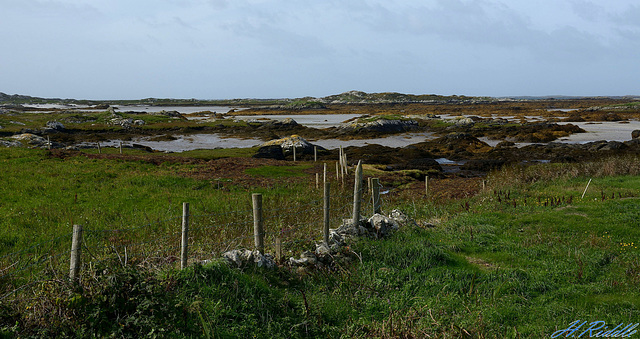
<box><xmin>632</xmin><ymin>130</ymin><xmax>640</xmax><ymax>139</ymax></box>
<box><xmin>253</xmin><ymin>145</ymin><xmax>285</xmax><ymax>160</ymax></box>
<box><xmin>390</xmin><ymin>209</ymin><xmax>418</xmax><ymax>228</ymax></box>
<box><xmin>222</xmin><ymin>249</ymin><xmax>275</xmax><ymax>269</ymax></box>
<box><xmin>368</xmin><ymin>214</ymin><xmax>399</xmax><ymax>237</ymax></box>
<box><xmin>45</xmin><ymin>120</ymin><xmax>65</xmax><ymax>131</ymax></box>
<box><xmin>261</xmin><ymin>135</ymin><xmax>320</xmax><ymax>155</ymax></box>
<box><xmin>289</xmin><ymin>251</ymin><xmax>317</xmax><ymax>267</ymax></box>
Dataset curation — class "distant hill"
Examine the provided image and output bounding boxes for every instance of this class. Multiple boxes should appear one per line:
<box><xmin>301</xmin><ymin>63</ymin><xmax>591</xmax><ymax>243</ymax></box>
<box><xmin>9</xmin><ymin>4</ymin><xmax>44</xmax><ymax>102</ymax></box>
<box><xmin>318</xmin><ymin>90</ymin><xmax>484</xmax><ymax>104</ymax></box>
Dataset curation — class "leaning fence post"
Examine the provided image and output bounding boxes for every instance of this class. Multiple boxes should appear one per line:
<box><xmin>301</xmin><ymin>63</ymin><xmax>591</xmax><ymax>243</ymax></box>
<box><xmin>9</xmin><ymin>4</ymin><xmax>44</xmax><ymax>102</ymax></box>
<box><xmin>69</xmin><ymin>224</ymin><xmax>83</xmax><ymax>283</ymax></box>
<box><xmin>252</xmin><ymin>193</ymin><xmax>264</xmax><ymax>254</ymax></box>
<box><xmin>324</xmin><ymin>182</ymin><xmax>331</xmax><ymax>245</ymax></box>
<box><xmin>372</xmin><ymin>178</ymin><xmax>380</xmax><ymax>214</ymax></box>
<box><xmin>352</xmin><ymin>160</ymin><xmax>363</xmax><ymax>225</ymax></box>
<box><xmin>181</xmin><ymin>202</ymin><xmax>189</xmax><ymax>270</ymax></box>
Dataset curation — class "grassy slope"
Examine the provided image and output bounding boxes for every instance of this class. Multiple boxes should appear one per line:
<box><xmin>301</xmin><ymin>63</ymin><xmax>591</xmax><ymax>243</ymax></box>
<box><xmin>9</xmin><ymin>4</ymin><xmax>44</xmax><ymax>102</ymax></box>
<box><xmin>1</xmin><ymin>149</ymin><xmax>640</xmax><ymax>337</ymax></box>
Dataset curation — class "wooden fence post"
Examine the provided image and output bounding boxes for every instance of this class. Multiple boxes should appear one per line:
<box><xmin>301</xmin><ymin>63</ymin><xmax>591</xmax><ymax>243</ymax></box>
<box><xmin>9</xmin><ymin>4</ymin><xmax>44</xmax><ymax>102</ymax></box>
<box><xmin>372</xmin><ymin>178</ymin><xmax>380</xmax><ymax>214</ymax></box>
<box><xmin>314</xmin><ymin>146</ymin><xmax>317</xmax><ymax>162</ymax></box>
<box><xmin>275</xmin><ymin>236</ymin><xmax>282</xmax><ymax>262</ymax></box>
<box><xmin>97</xmin><ymin>142</ymin><xmax>101</xmax><ymax>154</ymax></box>
<box><xmin>252</xmin><ymin>193</ymin><xmax>264</xmax><ymax>254</ymax></box>
<box><xmin>293</xmin><ymin>146</ymin><xmax>296</xmax><ymax>162</ymax></box>
<box><xmin>425</xmin><ymin>175</ymin><xmax>429</xmax><ymax>197</ymax></box>
<box><xmin>47</xmin><ymin>136</ymin><xmax>51</xmax><ymax>150</ymax></box>
<box><xmin>119</xmin><ymin>142</ymin><xmax>123</xmax><ymax>154</ymax></box>
<box><xmin>69</xmin><ymin>224</ymin><xmax>83</xmax><ymax>283</ymax></box>
<box><xmin>323</xmin><ymin>163</ymin><xmax>327</xmax><ymax>184</ymax></box>
<box><xmin>181</xmin><ymin>202</ymin><xmax>189</xmax><ymax>270</ymax></box>
<box><xmin>352</xmin><ymin>160</ymin><xmax>363</xmax><ymax>225</ymax></box>
<box><xmin>316</xmin><ymin>173</ymin><xmax>319</xmax><ymax>189</ymax></box>
<box><xmin>324</xmin><ymin>182</ymin><xmax>330</xmax><ymax>245</ymax></box>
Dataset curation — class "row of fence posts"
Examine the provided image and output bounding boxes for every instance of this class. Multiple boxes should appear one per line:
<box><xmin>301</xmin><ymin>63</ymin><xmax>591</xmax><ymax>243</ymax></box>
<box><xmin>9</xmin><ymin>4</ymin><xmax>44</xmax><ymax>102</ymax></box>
<box><xmin>68</xmin><ymin>161</ymin><xmax>379</xmax><ymax>282</ymax></box>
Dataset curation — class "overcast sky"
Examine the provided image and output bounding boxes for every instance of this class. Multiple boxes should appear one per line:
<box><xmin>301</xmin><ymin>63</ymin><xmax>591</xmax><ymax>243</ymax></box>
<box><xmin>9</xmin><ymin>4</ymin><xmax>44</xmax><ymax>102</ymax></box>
<box><xmin>1</xmin><ymin>0</ymin><xmax>639</xmax><ymax>99</ymax></box>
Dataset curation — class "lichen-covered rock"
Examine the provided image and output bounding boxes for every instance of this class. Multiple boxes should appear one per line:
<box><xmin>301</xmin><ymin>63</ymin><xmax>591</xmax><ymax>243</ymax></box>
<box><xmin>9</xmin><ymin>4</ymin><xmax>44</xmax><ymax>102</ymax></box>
<box><xmin>289</xmin><ymin>251</ymin><xmax>317</xmax><ymax>267</ymax></box>
<box><xmin>11</xmin><ymin>133</ymin><xmax>47</xmax><ymax>147</ymax></box>
<box><xmin>368</xmin><ymin>213</ymin><xmax>399</xmax><ymax>237</ymax></box>
<box><xmin>0</xmin><ymin>140</ymin><xmax>22</xmax><ymax>147</ymax></box>
<box><xmin>45</xmin><ymin>120</ymin><xmax>65</xmax><ymax>131</ymax></box>
<box><xmin>222</xmin><ymin>249</ymin><xmax>275</xmax><ymax>269</ymax></box>
<box><xmin>390</xmin><ymin>209</ymin><xmax>418</xmax><ymax>228</ymax></box>
<box><xmin>632</xmin><ymin>130</ymin><xmax>640</xmax><ymax>139</ymax></box>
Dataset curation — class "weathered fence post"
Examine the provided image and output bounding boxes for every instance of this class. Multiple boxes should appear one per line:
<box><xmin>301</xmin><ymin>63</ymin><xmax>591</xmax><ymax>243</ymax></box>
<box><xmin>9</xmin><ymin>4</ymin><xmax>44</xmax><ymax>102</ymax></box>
<box><xmin>425</xmin><ymin>175</ymin><xmax>429</xmax><ymax>196</ymax></box>
<box><xmin>275</xmin><ymin>236</ymin><xmax>282</xmax><ymax>262</ymax></box>
<box><xmin>314</xmin><ymin>146</ymin><xmax>317</xmax><ymax>162</ymax></box>
<box><xmin>324</xmin><ymin>182</ymin><xmax>330</xmax><ymax>245</ymax></box>
<box><xmin>335</xmin><ymin>161</ymin><xmax>339</xmax><ymax>182</ymax></box>
<box><xmin>372</xmin><ymin>178</ymin><xmax>381</xmax><ymax>214</ymax></box>
<box><xmin>181</xmin><ymin>202</ymin><xmax>189</xmax><ymax>270</ymax></box>
<box><xmin>323</xmin><ymin>163</ymin><xmax>327</xmax><ymax>184</ymax></box>
<box><xmin>69</xmin><ymin>224</ymin><xmax>83</xmax><ymax>283</ymax></box>
<box><xmin>252</xmin><ymin>193</ymin><xmax>264</xmax><ymax>254</ymax></box>
<box><xmin>119</xmin><ymin>142</ymin><xmax>123</xmax><ymax>154</ymax></box>
<box><xmin>47</xmin><ymin>136</ymin><xmax>51</xmax><ymax>150</ymax></box>
<box><xmin>316</xmin><ymin>173</ymin><xmax>319</xmax><ymax>189</ymax></box>
<box><xmin>97</xmin><ymin>142</ymin><xmax>101</xmax><ymax>154</ymax></box>
<box><xmin>293</xmin><ymin>146</ymin><xmax>296</xmax><ymax>162</ymax></box>
<box><xmin>352</xmin><ymin>160</ymin><xmax>363</xmax><ymax>225</ymax></box>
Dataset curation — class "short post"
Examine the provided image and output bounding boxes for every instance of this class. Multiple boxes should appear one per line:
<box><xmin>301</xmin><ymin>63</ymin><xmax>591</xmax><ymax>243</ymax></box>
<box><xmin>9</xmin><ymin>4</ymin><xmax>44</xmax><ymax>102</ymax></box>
<box><xmin>47</xmin><ymin>136</ymin><xmax>51</xmax><ymax>150</ymax></box>
<box><xmin>316</xmin><ymin>173</ymin><xmax>319</xmax><ymax>189</ymax></box>
<box><xmin>119</xmin><ymin>142</ymin><xmax>123</xmax><ymax>154</ymax></box>
<box><xmin>482</xmin><ymin>180</ymin><xmax>486</xmax><ymax>190</ymax></box>
<box><xmin>372</xmin><ymin>178</ymin><xmax>381</xmax><ymax>214</ymax></box>
<box><xmin>352</xmin><ymin>160</ymin><xmax>363</xmax><ymax>226</ymax></box>
<box><xmin>335</xmin><ymin>162</ymin><xmax>339</xmax><ymax>181</ymax></box>
<box><xmin>252</xmin><ymin>193</ymin><xmax>264</xmax><ymax>254</ymax></box>
<box><xmin>293</xmin><ymin>146</ymin><xmax>297</xmax><ymax>162</ymax></box>
<box><xmin>69</xmin><ymin>224</ymin><xmax>83</xmax><ymax>283</ymax></box>
<box><xmin>425</xmin><ymin>175</ymin><xmax>429</xmax><ymax>196</ymax></box>
<box><xmin>97</xmin><ymin>142</ymin><xmax>101</xmax><ymax>154</ymax></box>
<box><xmin>324</xmin><ymin>182</ymin><xmax>330</xmax><ymax>245</ymax></box>
<box><xmin>314</xmin><ymin>146</ymin><xmax>317</xmax><ymax>162</ymax></box>
<box><xmin>181</xmin><ymin>202</ymin><xmax>189</xmax><ymax>270</ymax></box>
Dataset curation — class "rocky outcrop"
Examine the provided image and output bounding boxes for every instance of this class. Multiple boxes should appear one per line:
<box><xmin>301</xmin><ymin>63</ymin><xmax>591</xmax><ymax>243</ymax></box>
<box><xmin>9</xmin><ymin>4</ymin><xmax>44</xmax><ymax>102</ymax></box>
<box><xmin>43</xmin><ymin>120</ymin><xmax>65</xmax><ymax>133</ymax></box>
<box><xmin>252</xmin><ymin>145</ymin><xmax>285</xmax><ymax>160</ymax></box>
<box><xmin>11</xmin><ymin>133</ymin><xmax>48</xmax><ymax>147</ymax></box>
<box><xmin>338</xmin><ymin>118</ymin><xmax>418</xmax><ymax>133</ymax></box>
<box><xmin>261</xmin><ymin>135</ymin><xmax>321</xmax><ymax>155</ymax></box>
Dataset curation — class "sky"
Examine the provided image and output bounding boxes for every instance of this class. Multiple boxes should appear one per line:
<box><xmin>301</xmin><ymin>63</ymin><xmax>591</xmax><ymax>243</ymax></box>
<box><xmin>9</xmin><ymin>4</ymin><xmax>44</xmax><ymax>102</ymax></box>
<box><xmin>1</xmin><ymin>0</ymin><xmax>639</xmax><ymax>100</ymax></box>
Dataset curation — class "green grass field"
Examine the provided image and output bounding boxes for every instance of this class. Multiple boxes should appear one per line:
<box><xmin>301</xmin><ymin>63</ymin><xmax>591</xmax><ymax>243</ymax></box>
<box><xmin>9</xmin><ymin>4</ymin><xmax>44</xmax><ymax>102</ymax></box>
<box><xmin>1</xmin><ymin>148</ymin><xmax>640</xmax><ymax>337</ymax></box>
